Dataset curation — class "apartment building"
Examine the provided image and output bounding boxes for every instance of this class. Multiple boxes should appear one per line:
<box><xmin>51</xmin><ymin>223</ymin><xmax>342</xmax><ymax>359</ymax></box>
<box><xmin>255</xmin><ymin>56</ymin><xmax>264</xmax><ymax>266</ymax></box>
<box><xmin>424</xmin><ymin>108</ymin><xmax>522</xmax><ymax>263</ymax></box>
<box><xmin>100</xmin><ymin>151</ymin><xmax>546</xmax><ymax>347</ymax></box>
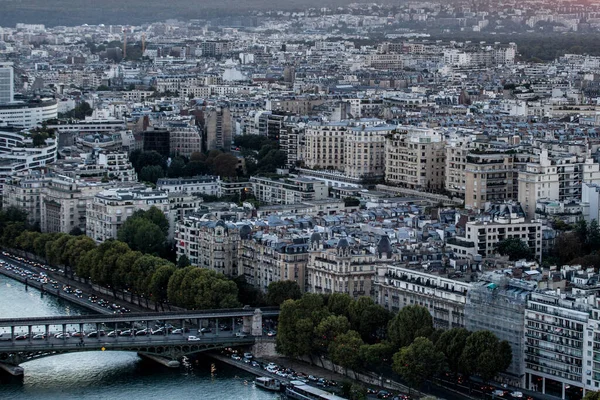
<box><xmin>519</xmin><ymin>150</ymin><xmax>600</xmax><ymax>219</ymax></box>
<box><xmin>466</xmin><ymin>278</ymin><xmax>536</xmax><ymax>387</ymax></box>
<box><xmin>250</xmin><ymin>176</ymin><xmax>327</xmax><ymax>205</ymax></box>
<box><xmin>0</xmin><ymin>126</ymin><xmax>58</xmax><ymax>184</ymax></box>
<box><xmin>167</xmin><ymin>119</ymin><xmax>202</xmax><ymax>157</ymax></box>
<box><xmin>238</xmin><ymin>232</ymin><xmax>309</xmax><ymax>292</ymax></box>
<box><xmin>175</xmin><ymin>217</ymin><xmax>240</xmax><ymax>276</ymax></box>
<box><xmin>304</xmin><ymin>121</ymin><xmax>349</xmax><ymax>170</ymax></box>
<box><xmin>306</xmin><ymin>234</ymin><xmax>394</xmax><ymax>299</ymax></box>
<box><xmin>384</xmin><ymin>126</ymin><xmax>445</xmax><ymax>190</ymax></box>
<box><xmin>373</xmin><ymin>265</ymin><xmax>470</xmax><ymax>329</ymax></box>
<box><xmin>204</xmin><ymin>106</ymin><xmax>232</xmax><ymax>152</ymax></box>
<box><xmin>465</xmin><ymin>152</ymin><xmax>517</xmax><ymax>210</ymax></box>
<box><xmin>524</xmin><ymin>291</ymin><xmax>594</xmax><ymax>399</ymax></box>
<box><xmin>41</xmin><ymin>175</ymin><xmax>106</xmax><ymax>234</ymax></box>
<box><xmin>447</xmin><ymin>203</ymin><xmax>543</xmax><ymax>261</ymax></box>
<box><xmin>157</xmin><ymin>175</ymin><xmax>222</xmax><ymax>197</ymax></box>
<box><xmin>344</xmin><ymin>124</ymin><xmax>395</xmax><ymax>180</ymax></box>
<box><xmin>2</xmin><ymin>173</ymin><xmax>50</xmax><ymax>225</ymax></box>
<box><xmin>445</xmin><ymin>136</ymin><xmax>472</xmax><ymax>198</ymax></box>
<box><xmin>86</xmin><ymin>186</ymin><xmax>169</xmax><ymax>242</ymax></box>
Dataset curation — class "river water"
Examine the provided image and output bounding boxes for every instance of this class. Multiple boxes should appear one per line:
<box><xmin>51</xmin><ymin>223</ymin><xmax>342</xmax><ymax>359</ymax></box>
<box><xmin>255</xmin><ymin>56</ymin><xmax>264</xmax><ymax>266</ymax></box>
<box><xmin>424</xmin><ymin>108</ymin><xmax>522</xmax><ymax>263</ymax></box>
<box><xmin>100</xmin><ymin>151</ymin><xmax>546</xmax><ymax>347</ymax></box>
<box><xmin>0</xmin><ymin>274</ymin><xmax>280</xmax><ymax>400</ymax></box>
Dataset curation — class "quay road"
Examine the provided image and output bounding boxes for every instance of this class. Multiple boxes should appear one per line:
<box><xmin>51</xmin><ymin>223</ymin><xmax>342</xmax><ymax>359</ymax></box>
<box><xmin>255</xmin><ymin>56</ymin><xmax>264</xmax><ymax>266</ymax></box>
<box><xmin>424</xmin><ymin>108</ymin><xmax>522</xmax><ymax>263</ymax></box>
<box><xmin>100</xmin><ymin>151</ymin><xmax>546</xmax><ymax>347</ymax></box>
<box><xmin>0</xmin><ymin>252</ymin><xmax>144</xmax><ymax>315</ymax></box>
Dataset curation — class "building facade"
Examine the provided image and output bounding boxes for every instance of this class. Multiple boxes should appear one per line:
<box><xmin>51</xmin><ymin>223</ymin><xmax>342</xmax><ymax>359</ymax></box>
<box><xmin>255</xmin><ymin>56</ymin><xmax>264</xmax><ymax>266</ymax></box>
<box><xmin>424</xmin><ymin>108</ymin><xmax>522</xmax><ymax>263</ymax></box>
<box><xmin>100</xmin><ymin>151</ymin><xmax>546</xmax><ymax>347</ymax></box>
<box><xmin>384</xmin><ymin>127</ymin><xmax>445</xmax><ymax>190</ymax></box>
<box><xmin>86</xmin><ymin>186</ymin><xmax>169</xmax><ymax>242</ymax></box>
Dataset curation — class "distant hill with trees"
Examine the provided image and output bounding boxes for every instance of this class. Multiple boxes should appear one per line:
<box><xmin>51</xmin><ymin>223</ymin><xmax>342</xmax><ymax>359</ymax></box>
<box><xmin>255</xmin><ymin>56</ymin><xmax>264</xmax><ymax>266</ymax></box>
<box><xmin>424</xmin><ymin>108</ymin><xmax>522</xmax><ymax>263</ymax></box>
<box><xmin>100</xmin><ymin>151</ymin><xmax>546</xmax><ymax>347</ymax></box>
<box><xmin>0</xmin><ymin>0</ymin><xmax>378</xmax><ymax>27</ymax></box>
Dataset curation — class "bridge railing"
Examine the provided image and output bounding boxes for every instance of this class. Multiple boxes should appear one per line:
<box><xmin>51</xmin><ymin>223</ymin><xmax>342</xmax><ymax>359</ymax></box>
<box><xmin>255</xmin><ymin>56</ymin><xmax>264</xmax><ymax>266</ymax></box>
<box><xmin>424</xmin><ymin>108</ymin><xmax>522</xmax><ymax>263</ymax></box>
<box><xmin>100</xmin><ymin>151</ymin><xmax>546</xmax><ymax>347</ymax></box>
<box><xmin>0</xmin><ymin>306</ymin><xmax>281</xmax><ymax>327</ymax></box>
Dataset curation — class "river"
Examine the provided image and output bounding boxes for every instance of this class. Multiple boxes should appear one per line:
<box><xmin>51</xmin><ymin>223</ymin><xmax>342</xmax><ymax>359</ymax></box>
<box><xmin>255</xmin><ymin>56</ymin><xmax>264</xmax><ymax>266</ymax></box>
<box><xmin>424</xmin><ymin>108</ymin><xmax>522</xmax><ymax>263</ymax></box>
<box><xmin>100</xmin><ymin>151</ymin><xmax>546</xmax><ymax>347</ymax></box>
<box><xmin>0</xmin><ymin>274</ymin><xmax>280</xmax><ymax>400</ymax></box>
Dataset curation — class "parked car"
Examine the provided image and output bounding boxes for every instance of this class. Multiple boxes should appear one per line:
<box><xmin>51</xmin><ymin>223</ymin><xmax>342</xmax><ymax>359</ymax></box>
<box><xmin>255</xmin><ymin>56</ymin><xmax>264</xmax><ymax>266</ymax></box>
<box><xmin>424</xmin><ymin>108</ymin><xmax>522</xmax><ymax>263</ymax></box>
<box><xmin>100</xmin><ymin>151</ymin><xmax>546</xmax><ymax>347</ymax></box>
<box><xmin>187</xmin><ymin>336</ymin><xmax>201</xmax><ymax>341</ymax></box>
<box><xmin>119</xmin><ymin>330</ymin><xmax>132</xmax><ymax>337</ymax></box>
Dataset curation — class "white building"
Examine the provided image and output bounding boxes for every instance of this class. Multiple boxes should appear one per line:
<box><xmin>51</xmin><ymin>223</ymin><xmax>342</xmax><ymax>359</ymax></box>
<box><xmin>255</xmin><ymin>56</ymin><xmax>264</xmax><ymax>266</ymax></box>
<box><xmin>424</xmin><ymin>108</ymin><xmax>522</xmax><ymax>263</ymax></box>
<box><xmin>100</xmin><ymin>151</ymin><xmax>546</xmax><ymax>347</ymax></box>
<box><xmin>156</xmin><ymin>175</ymin><xmax>222</xmax><ymax>197</ymax></box>
<box><xmin>250</xmin><ymin>176</ymin><xmax>328</xmax><ymax>205</ymax></box>
<box><xmin>0</xmin><ymin>62</ymin><xmax>14</xmax><ymax>105</ymax></box>
<box><xmin>0</xmin><ymin>126</ymin><xmax>58</xmax><ymax>194</ymax></box>
<box><xmin>0</xmin><ymin>99</ymin><xmax>58</xmax><ymax>128</ymax></box>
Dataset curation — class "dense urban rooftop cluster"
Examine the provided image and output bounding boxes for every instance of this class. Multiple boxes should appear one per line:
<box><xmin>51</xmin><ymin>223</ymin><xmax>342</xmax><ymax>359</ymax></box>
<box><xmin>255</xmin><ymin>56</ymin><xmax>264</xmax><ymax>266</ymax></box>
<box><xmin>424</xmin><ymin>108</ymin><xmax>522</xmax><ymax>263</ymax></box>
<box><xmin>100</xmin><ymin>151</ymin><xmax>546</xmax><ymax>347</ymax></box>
<box><xmin>6</xmin><ymin>2</ymin><xmax>600</xmax><ymax>398</ymax></box>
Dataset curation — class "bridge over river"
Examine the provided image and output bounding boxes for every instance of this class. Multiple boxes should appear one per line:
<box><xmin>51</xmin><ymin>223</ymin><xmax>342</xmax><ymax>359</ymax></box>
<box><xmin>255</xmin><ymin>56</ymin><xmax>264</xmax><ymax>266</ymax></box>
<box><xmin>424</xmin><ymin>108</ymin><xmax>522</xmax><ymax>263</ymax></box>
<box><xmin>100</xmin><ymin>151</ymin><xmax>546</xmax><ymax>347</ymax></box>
<box><xmin>0</xmin><ymin>307</ymin><xmax>279</xmax><ymax>377</ymax></box>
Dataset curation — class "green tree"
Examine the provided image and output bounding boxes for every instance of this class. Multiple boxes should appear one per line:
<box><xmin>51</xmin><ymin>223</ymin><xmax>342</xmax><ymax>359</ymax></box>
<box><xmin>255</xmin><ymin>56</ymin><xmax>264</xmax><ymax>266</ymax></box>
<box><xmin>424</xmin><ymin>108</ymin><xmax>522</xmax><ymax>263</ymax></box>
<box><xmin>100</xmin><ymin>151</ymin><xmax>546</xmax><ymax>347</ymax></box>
<box><xmin>315</xmin><ymin>315</ymin><xmax>350</xmax><ymax>352</ymax></box>
<box><xmin>266</xmin><ymin>280</ymin><xmax>302</xmax><ymax>305</ymax></box>
<box><xmin>344</xmin><ymin>197</ymin><xmax>360</xmax><ymax>207</ymax></box>
<box><xmin>132</xmin><ymin>219</ymin><xmax>166</xmax><ymax>255</ymax></box>
<box><xmin>392</xmin><ymin>337</ymin><xmax>446</xmax><ymax>389</ymax></box>
<box><xmin>584</xmin><ymin>391</ymin><xmax>600</xmax><ymax>400</ymax></box>
<box><xmin>348</xmin><ymin>296</ymin><xmax>375</xmax><ymax>330</ymax></box>
<box><xmin>435</xmin><ymin>328</ymin><xmax>471</xmax><ymax>375</ymax></box>
<box><xmin>148</xmin><ymin>264</ymin><xmax>176</xmax><ymax>310</ymax></box>
<box><xmin>142</xmin><ymin>207</ymin><xmax>169</xmax><ymax>236</ymax></box>
<box><xmin>576</xmin><ymin>219</ymin><xmax>589</xmax><ymax>245</ymax></box>
<box><xmin>233</xmin><ymin>275</ymin><xmax>264</xmax><ymax>306</ymax></box>
<box><xmin>359</xmin><ymin>342</ymin><xmax>394</xmax><ymax>369</ymax></box>
<box><xmin>357</xmin><ymin>304</ymin><xmax>391</xmax><ymax>343</ymax></box>
<box><xmin>177</xmin><ymin>254</ymin><xmax>191</xmax><ymax>268</ymax></box>
<box><xmin>115</xmin><ymin>250</ymin><xmax>143</xmax><ymax>292</ymax></box>
<box><xmin>139</xmin><ymin>165</ymin><xmax>165</xmax><ymax>184</ymax></box>
<box><xmin>460</xmin><ymin>330</ymin><xmax>512</xmax><ymax>382</ymax></box>
<box><xmin>388</xmin><ymin>305</ymin><xmax>434</xmax><ymax>349</ymax></box>
<box><xmin>212</xmin><ymin>153</ymin><xmax>240</xmax><ymax>177</ymax></box>
<box><xmin>276</xmin><ymin>294</ymin><xmax>329</xmax><ymax>357</ymax></box>
<box><xmin>15</xmin><ymin>231</ymin><xmax>41</xmax><ymax>253</ymax></box>
<box><xmin>62</xmin><ymin>235</ymin><xmax>97</xmax><ymax>273</ymax></box>
<box><xmin>553</xmin><ymin>232</ymin><xmax>582</xmax><ymax>265</ymax></box>
<box><xmin>589</xmin><ymin>219</ymin><xmax>600</xmax><ymax>252</ymax></box>
<box><xmin>496</xmin><ymin>237</ymin><xmax>534</xmax><ymax>261</ymax></box>
<box><xmin>167</xmin><ymin>156</ymin><xmax>186</xmax><ymax>178</ymax></box>
<box><xmin>327</xmin><ymin>293</ymin><xmax>353</xmax><ymax>317</ymax></box>
<box><xmin>329</xmin><ymin>330</ymin><xmax>364</xmax><ymax>370</ymax></box>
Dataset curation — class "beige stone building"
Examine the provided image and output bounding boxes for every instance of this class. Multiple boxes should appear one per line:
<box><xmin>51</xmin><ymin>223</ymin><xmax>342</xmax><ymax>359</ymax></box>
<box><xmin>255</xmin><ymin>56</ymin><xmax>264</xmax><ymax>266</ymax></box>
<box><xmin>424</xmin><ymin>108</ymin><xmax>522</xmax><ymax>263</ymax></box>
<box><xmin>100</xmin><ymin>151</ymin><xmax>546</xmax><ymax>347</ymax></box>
<box><xmin>238</xmin><ymin>231</ymin><xmax>309</xmax><ymax>292</ymax></box>
<box><xmin>175</xmin><ymin>217</ymin><xmax>241</xmax><ymax>277</ymax></box>
<box><xmin>384</xmin><ymin>127</ymin><xmax>445</xmax><ymax>190</ymax></box>
<box><xmin>2</xmin><ymin>173</ymin><xmax>50</xmax><ymax>226</ymax></box>
<box><xmin>306</xmin><ymin>234</ymin><xmax>395</xmax><ymax>299</ymax></box>
<box><xmin>167</xmin><ymin>119</ymin><xmax>202</xmax><ymax>158</ymax></box>
<box><xmin>373</xmin><ymin>265</ymin><xmax>470</xmax><ymax>329</ymax></box>
<box><xmin>344</xmin><ymin>124</ymin><xmax>395</xmax><ymax>180</ymax></box>
<box><xmin>465</xmin><ymin>152</ymin><xmax>517</xmax><ymax>210</ymax></box>
<box><xmin>304</xmin><ymin>121</ymin><xmax>349</xmax><ymax>170</ymax></box>
<box><xmin>86</xmin><ymin>186</ymin><xmax>169</xmax><ymax>242</ymax></box>
<box><xmin>204</xmin><ymin>106</ymin><xmax>232</xmax><ymax>152</ymax></box>
<box><xmin>41</xmin><ymin>175</ymin><xmax>107</xmax><ymax>234</ymax></box>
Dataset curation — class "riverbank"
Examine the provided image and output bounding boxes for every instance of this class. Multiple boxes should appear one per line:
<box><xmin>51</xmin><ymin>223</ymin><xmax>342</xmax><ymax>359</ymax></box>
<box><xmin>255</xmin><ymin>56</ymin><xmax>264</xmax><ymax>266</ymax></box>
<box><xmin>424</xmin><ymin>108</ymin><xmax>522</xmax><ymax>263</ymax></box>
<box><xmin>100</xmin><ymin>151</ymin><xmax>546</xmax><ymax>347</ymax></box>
<box><xmin>0</xmin><ymin>253</ymin><xmax>150</xmax><ymax>315</ymax></box>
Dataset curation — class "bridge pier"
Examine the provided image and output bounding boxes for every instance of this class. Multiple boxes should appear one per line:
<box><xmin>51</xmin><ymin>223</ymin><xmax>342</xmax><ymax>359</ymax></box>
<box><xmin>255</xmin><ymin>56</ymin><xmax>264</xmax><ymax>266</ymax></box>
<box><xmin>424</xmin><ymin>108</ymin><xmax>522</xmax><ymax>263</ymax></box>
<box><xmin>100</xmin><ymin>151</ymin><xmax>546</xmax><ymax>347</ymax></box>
<box><xmin>137</xmin><ymin>353</ymin><xmax>180</xmax><ymax>369</ymax></box>
<box><xmin>0</xmin><ymin>362</ymin><xmax>24</xmax><ymax>378</ymax></box>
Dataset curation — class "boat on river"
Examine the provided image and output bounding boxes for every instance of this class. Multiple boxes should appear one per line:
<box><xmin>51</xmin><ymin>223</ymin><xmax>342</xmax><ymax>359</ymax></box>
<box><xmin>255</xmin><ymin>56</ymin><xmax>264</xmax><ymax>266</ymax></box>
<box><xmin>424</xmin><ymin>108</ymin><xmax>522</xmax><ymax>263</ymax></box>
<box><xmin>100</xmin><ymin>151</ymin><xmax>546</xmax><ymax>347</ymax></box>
<box><xmin>255</xmin><ymin>376</ymin><xmax>281</xmax><ymax>391</ymax></box>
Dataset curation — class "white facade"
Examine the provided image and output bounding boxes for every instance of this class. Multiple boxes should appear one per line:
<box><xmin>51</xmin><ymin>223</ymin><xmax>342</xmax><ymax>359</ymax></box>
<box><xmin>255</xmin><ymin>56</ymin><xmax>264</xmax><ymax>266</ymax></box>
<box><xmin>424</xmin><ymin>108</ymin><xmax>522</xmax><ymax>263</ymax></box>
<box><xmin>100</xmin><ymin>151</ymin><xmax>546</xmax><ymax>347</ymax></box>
<box><xmin>156</xmin><ymin>175</ymin><xmax>222</xmax><ymax>197</ymax></box>
<box><xmin>0</xmin><ymin>62</ymin><xmax>13</xmax><ymax>105</ymax></box>
<box><xmin>0</xmin><ymin>99</ymin><xmax>58</xmax><ymax>128</ymax></box>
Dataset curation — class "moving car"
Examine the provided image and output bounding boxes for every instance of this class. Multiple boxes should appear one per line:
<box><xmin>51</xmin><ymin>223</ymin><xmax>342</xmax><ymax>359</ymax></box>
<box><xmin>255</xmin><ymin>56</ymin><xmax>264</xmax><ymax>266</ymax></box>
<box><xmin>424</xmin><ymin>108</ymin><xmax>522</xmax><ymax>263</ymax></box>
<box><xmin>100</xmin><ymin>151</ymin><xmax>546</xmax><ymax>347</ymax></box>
<box><xmin>187</xmin><ymin>336</ymin><xmax>201</xmax><ymax>341</ymax></box>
